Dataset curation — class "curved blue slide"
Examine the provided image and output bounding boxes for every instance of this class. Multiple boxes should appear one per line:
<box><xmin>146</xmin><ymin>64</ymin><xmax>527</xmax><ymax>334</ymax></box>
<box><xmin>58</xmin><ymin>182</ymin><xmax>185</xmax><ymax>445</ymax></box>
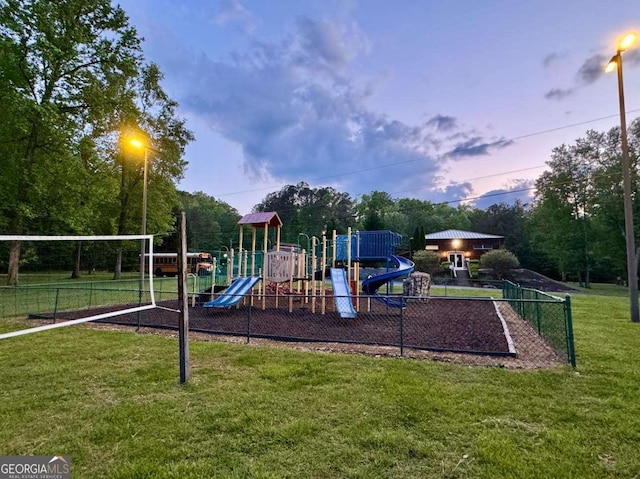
<box><xmin>361</xmin><ymin>255</ymin><xmax>415</xmax><ymax>307</ymax></box>
<box><xmin>204</xmin><ymin>276</ymin><xmax>261</xmax><ymax>308</ymax></box>
<box><xmin>330</xmin><ymin>268</ymin><xmax>357</xmax><ymax>318</ymax></box>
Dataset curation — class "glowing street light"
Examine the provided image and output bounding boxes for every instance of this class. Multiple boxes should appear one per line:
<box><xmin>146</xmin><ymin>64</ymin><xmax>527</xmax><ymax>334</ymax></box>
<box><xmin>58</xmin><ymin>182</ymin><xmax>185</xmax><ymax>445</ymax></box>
<box><xmin>605</xmin><ymin>31</ymin><xmax>639</xmax><ymax>323</ymax></box>
<box><xmin>129</xmin><ymin>138</ymin><xmax>145</xmax><ymax>149</ymax></box>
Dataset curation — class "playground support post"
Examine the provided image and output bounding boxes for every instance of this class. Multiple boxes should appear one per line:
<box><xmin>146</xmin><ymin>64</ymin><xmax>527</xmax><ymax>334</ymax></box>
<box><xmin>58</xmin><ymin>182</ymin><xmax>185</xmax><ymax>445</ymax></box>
<box><xmin>347</xmin><ymin>227</ymin><xmax>352</xmax><ymax>292</ymax></box>
<box><xmin>242</xmin><ymin>248</ymin><xmax>248</xmax><ymax>278</ymax></box>
<box><xmin>289</xmin><ymin>249</ymin><xmax>295</xmax><ymax>313</ymax></box>
<box><xmin>250</xmin><ymin>226</ymin><xmax>258</xmax><ymax>306</ymax></box>
<box><xmin>298</xmin><ymin>233</ymin><xmax>310</xmax><ymax>275</ymax></box>
<box><xmin>332</xmin><ymin>230</ymin><xmax>337</xmax><ymax>267</ymax></box>
<box><xmin>322</xmin><ymin>233</ymin><xmax>327</xmax><ymax>315</ymax></box>
<box><xmin>311</xmin><ymin>236</ymin><xmax>318</xmax><ymax>313</ymax></box>
<box><xmin>263</xmin><ymin>221</ymin><xmax>268</xmax><ymax>310</ymax></box>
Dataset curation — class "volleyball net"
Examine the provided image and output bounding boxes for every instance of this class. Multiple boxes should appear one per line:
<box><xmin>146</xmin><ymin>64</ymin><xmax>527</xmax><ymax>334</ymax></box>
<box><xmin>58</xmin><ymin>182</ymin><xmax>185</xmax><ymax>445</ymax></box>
<box><xmin>0</xmin><ymin>235</ymin><xmax>157</xmax><ymax>339</ymax></box>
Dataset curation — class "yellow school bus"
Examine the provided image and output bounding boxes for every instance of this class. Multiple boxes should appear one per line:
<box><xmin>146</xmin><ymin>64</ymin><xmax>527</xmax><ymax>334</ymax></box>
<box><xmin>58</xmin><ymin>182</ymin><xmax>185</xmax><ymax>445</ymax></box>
<box><xmin>146</xmin><ymin>252</ymin><xmax>213</xmax><ymax>277</ymax></box>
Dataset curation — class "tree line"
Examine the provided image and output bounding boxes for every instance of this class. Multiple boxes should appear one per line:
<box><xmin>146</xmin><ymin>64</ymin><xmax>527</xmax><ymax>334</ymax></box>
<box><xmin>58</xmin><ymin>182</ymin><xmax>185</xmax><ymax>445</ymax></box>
<box><xmin>2</xmin><ymin>1</ymin><xmax>639</xmax><ymax>286</ymax></box>
<box><xmin>197</xmin><ymin>113</ymin><xmax>640</xmax><ymax>286</ymax></box>
<box><xmin>0</xmin><ymin>0</ymin><xmax>192</xmax><ymax>283</ymax></box>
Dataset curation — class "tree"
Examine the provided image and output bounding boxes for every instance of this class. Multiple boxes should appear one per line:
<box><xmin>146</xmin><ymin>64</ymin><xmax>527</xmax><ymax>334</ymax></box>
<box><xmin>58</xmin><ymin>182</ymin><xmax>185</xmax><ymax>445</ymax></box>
<box><xmin>0</xmin><ymin>0</ymin><xmax>192</xmax><ymax>283</ymax></box>
<box><xmin>0</xmin><ymin>0</ymin><xmax>140</xmax><ymax>283</ymax></box>
<box><xmin>532</xmin><ymin>123</ymin><xmax>640</xmax><ymax>284</ymax></box>
<box><xmin>177</xmin><ymin>191</ymin><xmax>241</xmax><ymax>252</ymax></box>
<box><xmin>533</xmin><ymin>138</ymin><xmax>599</xmax><ymax>283</ymax></box>
<box><xmin>469</xmin><ymin>201</ymin><xmax>537</xmax><ymax>269</ymax></box>
<box><xmin>109</xmin><ymin>65</ymin><xmax>194</xmax><ymax>278</ymax></box>
<box><xmin>356</xmin><ymin>191</ymin><xmax>395</xmax><ymax>231</ymax></box>
<box><xmin>254</xmin><ymin>182</ymin><xmax>355</xmax><ymax>242</ymax></box>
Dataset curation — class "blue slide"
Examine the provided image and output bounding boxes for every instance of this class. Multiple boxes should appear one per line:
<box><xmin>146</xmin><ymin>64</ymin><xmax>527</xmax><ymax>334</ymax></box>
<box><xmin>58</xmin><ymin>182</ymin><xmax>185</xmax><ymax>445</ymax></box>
<box><xmin>361</xmin><ymin>255</ymin><xmax>415</xmax><ymax>308</ymax></box>
<box><xmin>203</xmin><ymin>276</ymin><xmax>261</xmax><ymax>308</ymax></box>
<box><xmin>330</xmin><ymin>268</ymin><xmax>357</xmax><ymax>319</ymax></box>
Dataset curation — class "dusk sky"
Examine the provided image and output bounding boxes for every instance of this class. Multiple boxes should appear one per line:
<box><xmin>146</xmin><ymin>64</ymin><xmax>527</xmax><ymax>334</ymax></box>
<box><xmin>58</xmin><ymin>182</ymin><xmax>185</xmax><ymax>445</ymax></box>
<box><xmin>117</xmin><ymin>0</ymin><xmax>640</xmax><ymax>214</ymax></box>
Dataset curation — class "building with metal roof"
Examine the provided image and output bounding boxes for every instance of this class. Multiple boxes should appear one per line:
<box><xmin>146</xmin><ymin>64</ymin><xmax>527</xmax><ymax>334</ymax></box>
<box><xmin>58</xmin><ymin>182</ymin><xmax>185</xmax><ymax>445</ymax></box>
<box><xmin>423</xmin><ymin>229</ymin><xmax>504</xmax><ymax>271</ymax></box>
<box><xmin>423</xmin><ymin>229</ymin><xmax>504</xmax><ymax>241</ymax></box>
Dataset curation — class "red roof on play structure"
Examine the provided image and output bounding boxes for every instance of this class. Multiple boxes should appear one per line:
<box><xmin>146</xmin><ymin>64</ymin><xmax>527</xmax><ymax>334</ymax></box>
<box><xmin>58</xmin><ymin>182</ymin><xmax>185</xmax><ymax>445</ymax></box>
<box><xmin>237</xmin><ymin>211</ymin><xmax>283</xmax><ymax>228</ymax></box>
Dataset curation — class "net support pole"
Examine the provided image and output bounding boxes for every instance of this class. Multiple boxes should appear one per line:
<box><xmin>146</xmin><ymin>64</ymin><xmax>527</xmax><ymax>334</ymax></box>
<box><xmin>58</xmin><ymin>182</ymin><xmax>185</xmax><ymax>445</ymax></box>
<box><xmin>177</xmin><ymin>211</ymin><xmax>190</xmax><ymax>384</ymax></box>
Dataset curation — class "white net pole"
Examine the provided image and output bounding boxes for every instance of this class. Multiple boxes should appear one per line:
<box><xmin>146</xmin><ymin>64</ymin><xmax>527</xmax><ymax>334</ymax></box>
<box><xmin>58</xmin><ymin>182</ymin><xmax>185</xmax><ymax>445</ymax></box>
<box><xmin>148</xmin><ymin>236</ymin><xmax>155</xmax><ymax>307</ymax></box>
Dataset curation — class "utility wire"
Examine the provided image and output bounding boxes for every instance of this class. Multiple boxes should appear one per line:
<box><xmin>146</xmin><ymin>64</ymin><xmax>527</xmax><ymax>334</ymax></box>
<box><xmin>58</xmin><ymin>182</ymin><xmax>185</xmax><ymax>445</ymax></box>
<box><xmin>219</xmin><ymin>112</ymin><xmax>640</xmax><ymax>214</ymax></box>
<box><xmin>215</xmin><ymin>109</ymin><xmax>640</xmax><ymax>200</ymax></box>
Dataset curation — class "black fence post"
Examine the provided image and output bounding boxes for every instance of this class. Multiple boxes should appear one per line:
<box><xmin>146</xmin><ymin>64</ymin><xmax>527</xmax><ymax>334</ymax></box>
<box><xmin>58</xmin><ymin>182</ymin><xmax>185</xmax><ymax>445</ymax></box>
<box><xmin>53</xmin><ymin>287</ymin><xmax>60</xmax><ymax>323</ymax></box>
<box><xmin>535</xmin><ymin>291</ymin><xmax>542</xmax><ymax>334</ymax></box>
<box><xmin>246</xmin><ymin>298</ymin><xmax>252</xmax><ymax>344</ymax></box>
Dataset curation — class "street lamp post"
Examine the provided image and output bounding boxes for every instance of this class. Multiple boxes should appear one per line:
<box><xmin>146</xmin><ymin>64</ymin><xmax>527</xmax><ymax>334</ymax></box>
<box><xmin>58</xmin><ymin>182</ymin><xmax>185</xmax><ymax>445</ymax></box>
<box><xmin>409</xmin><ymin>237</ymin><xmax>414</xmax><ymax>261</ymax></box>
<box><xmin>129</xmin><ymin>138</ymin><xmax>152</xmax><ymax>285</ymax></box>
<box><xmin>129</xmin><ymin>136</ymin><xmax>159</xmax><ymax>323</ymax></box>
<box><xmin>606</xmin><ymin>32</ymin><xmax>639</xmax><ymax>323</ymax></box>
<box><xmin>141</xmin><ymin>146</ymin><xmax>149</xmax><ymax>279</ymax></box>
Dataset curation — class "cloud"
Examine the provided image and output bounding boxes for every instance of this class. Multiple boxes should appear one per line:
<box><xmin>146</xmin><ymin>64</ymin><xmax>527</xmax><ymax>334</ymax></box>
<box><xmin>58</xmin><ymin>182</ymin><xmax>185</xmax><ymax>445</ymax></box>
<box><xmin>472</xmin><ymin>179</ymin><xmax>534</xmax><ymax>210</ymax></box>
<box><xmin>427</xmin><ymin>182</ymin><xmax>474</xmax><ymax>205</ymax></box>
<box><xmin>214</xmin><ymin>0</ymin><xmax>255</xmax><ymax>31</ymax></box>
<box><xmin>543</xmin><ymin>52</ymin><xmax>561</xmax><ymax>68</ymax></box>
<box><xmin>575</xmin><ymin>53</ymin><xmax>607</xmax><ymax>85</ymax></box>
<box><xmin>426</xmin><ymin>114</ymin><xmax>457</xmax><ymax>132</ymax></box>
<box><xmin>544</xmin><ymin>88</ymin><xmax>574</xmax><ymax>101</ymax></box>
<box><xmin>292</xmin><ymin>17</ymin><xmax>367</xmax><ymax>73</ymax></box>
<box><xmin>445</xmin><ymin>137</ymin><xmax>513</xmax><ymax>160</ymax></box>
<box><xmin>149</xmin><ymin>15</ymin><xmax>513</xmax><ymax>203</ymax></box>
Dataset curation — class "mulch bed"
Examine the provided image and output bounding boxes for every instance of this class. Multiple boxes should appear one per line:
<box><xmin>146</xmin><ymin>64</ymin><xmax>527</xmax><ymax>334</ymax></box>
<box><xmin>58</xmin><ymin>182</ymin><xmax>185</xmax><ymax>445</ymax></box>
<box><xmin>31</xmin><ymin>294</ymin><xmax>565</xmax><ymax>369</ymax></box>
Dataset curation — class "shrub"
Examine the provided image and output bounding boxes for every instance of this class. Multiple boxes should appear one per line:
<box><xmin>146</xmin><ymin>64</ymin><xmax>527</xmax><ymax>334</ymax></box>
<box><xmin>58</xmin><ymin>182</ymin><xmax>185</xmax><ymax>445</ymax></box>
<box><xmin>412</xmin><ymin>250</ymin><xmax>442</xmax><ymax>275</ymax></box>
<box><xmin>479</xmin><ymin>249</ymin><xmax>519</xmax><ymax>279</ymax></box>
<box><xmin>468</xmin><ymin>259</ymin><xmax>480</xmax><ymax>279</ymax></box>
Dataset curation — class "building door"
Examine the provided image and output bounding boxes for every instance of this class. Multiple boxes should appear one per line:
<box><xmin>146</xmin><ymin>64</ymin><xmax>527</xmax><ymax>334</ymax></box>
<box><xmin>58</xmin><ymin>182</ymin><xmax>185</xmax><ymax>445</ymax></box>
<box><xmin>448</xmin><ymin>252</ymin><xmax>464</xmax><ymax>269</ymax></box>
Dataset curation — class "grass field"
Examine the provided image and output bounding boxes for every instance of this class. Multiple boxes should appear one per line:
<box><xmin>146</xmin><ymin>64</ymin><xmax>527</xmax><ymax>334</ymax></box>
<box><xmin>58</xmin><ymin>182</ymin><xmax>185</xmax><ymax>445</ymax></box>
<box><xmin>1</xmin><ymin>291</ymin><xmax>639</xmax><ymax>478</ymax></box>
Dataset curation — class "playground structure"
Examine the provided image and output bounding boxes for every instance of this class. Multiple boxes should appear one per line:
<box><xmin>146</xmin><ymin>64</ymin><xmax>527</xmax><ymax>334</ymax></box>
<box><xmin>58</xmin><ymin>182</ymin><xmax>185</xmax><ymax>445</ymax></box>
<box><xmin>204</xmin><ymin>211</ymin><xmax>419</xmax><ymax>317</ymax></box>
<box><xmin>0</xmin><ymin>232</ymin><xmax>573</xmax><ymax>365</ymax></box>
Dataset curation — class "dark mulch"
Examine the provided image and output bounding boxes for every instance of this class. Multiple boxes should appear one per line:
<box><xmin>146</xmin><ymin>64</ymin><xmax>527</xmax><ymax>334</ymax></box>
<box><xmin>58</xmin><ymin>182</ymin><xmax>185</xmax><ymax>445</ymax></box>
<box><xmin>51</xmin><ymin>295</ymin><xmax>512</xmax><ymax>356</ymax></box>
<box><xmin>504</xmin><ymin>269</ymin><xmax>577</xmax><ymax>293</ymax></box>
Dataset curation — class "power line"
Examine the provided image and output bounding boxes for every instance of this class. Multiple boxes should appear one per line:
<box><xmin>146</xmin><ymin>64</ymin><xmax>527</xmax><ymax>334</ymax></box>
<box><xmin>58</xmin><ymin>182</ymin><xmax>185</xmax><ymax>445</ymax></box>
<box><xmin>215</xmin><ymin>109</ymin><xmax>640</xmax><ymax>200</ymax></box>
<box><xmin>250</xmin><ymin>162</ymin><xmax>626</xmax><ymax>221</ymax></box>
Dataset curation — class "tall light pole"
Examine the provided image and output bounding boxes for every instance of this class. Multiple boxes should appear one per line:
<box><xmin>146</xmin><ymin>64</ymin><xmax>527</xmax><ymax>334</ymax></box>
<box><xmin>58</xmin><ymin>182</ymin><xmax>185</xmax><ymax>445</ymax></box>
<box><xmin>606</xmin><ymin>32</ymin><xmax>639</xmax><ymax>323</ymax></box>
<box><xmin>129</xmin><ymin>137</ymin><xmax>156</xmax><ymax>289</ymax></box>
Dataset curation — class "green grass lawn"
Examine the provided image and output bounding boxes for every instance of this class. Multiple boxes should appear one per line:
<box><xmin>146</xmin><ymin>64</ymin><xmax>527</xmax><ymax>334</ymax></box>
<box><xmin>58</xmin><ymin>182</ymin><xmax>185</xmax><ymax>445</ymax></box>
<box><xmin>567</xmin><ymin>282</ymin><xmax>631</xmax><ymax>297</ymax></box>
<box><xmin>1</xmin><ymin>292</ymin><xmax>639</xmax><ymax>478</ymax></box>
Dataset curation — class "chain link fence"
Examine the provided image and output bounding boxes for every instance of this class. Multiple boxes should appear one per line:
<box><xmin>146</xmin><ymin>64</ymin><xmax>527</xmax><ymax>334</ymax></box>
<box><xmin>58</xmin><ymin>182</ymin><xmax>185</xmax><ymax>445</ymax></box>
<box><xmin>502</xmin><ymin>280</ymin><xmax>575</xmax><ymax>366</ymax></box>
<box><xmin>2</xmin><ymin>278</ymin><xmax>575</xmax><ymax>367</ymax></box>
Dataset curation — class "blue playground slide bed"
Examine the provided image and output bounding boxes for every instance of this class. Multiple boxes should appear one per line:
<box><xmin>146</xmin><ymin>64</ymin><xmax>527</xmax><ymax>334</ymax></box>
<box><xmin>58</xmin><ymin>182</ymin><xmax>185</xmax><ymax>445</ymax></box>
<box><xmin>48</xmin><ymin>295</ymin><xmax>514</xmax><ymax>356</ymax></box>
